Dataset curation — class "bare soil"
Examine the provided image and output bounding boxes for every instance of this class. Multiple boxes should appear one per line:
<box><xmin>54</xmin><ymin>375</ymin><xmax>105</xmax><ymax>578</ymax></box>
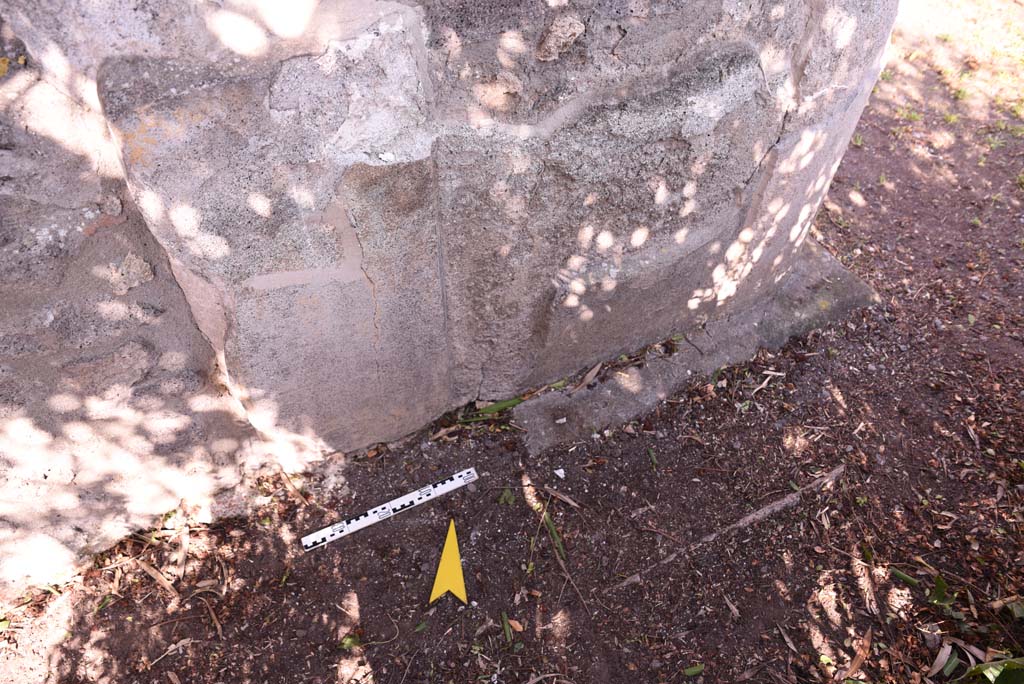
<box><xmin>3</xmin><ymin>0</ymin><xmax>1024</xmax><ymax>682</ymax></box>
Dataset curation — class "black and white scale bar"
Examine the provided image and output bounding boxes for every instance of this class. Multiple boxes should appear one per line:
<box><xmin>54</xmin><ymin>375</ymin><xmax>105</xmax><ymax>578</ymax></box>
<box><xmin>301</xmin><ymin>467</ymin><xmax>478</xmax><ymax>552</ymax></box>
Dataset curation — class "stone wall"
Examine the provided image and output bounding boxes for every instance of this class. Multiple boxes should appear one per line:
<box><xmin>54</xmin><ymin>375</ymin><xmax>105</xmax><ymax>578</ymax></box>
<box><xmin>0</xmin><ymin>17</ymin><xmax>264</xmax><ymax>599</ymax></box>
<box><xmin>1</xmin><ymin>1</ymin><xmax>898</xmax><ymax>585</ymax></box>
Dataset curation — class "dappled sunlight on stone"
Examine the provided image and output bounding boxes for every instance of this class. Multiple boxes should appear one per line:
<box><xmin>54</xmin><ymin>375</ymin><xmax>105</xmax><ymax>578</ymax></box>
<box><xmin>2</xmin><ymin>6</ymin><xmax>900</xmax><ymax>656</ymax></box>
<box><xmin>577</xmin><ymin>224</ymin><xmax>594</xmax><ymax>249</ymax></box>
<box><xmin>206</xmin><ymin>10</ymin><xmax>268</xmax><ymax>57</ymax></box>
<box><xmin>246</xmin><ymin>192</ymin><xmax>273</xmax><ymax>217</ymax></box>
<box><xmin>1</xmin><ymin>404</ymin><xmax>201</xmax><ymax>583</ymax></box>
<box><xmin>288</xmin><ymin>186</ymin><xmax>316</xmax><ymax>210</ymax></box>
<box><xmin>630</xmin><ymin>226</ymin><xmax>649</xmax><ymax>247</ymax></box>
<box><xmin>595</xmin><ymin>230</ymin><xmax>615</xmax><ymax>252</ymax></box>
<box><xmin>499</xmin><ymin>30</ymin><xmax>528</xmax><ymax>55</ymax></box>
<box><xmin>166</xmin><ymin>204</ymin><xmax>231</xmax><ymax>260</ymax></box>
<box><xmin>251</xmin><ymin>0</ymin><xmax>317</xmax><ymax>39</ymax></box>
<box><xmin>2</xmin><ymin>71</ymin><xmax>119</xmax><ymax>176</ymax></box>
<box><xmin>614</xmin><ymin>367</ymin><xmax>645</xmax><ymax>395</ymax></box>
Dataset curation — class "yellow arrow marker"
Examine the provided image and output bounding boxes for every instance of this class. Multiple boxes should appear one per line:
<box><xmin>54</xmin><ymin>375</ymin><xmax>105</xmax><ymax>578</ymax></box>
<box><xmin>428</xmin><ymin>519</ymin><xmax>467</xmax><ymax>604</ymax></box>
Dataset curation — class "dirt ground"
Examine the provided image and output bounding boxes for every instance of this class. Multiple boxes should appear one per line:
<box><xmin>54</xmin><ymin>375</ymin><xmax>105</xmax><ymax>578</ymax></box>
<box><xmin>3</xmin><ymin>0</ymin><xmax>1024</xmax><ymax>682</ymax></box>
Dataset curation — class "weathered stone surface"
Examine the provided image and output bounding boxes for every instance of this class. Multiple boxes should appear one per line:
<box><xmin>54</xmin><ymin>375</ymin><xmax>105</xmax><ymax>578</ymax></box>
<box><xmin>513</xmin><ymin>240</ymin><xmax>878</xmax><ymax>454</ymax></box>
<box><xmin>0</xmin><ymin>37</ymin><xmax>262</xmax><ymax>601</ymax></box>
<box><xmin>84</xmin><ymin>10</ymin><xmax>448</xmax><ymax>451</ymax></box>
<box><xmin>4</xmin><ymin>1</ymin><xmax>898</xmax><ymax>452</ymax></box>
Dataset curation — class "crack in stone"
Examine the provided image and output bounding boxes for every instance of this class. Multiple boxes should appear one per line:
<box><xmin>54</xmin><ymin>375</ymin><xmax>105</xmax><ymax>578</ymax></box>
<box><xmin>476</xmin><ymin>365</ymin><xmax>486</xmax><ymax>403</ymax></box>
<box><xmin>745</xmin><ymin>110</ymin><xmax>790</xmax><ymax>187</ymax></box>
<box><xmin>433</xmin><ymin>177</ymin><xmax>457</xmax><ymax>402</ymax></box>
<box><xmin>350</xmin><ymin>211</ymin><xmax>383</xmax><ymax>387</ymax></box>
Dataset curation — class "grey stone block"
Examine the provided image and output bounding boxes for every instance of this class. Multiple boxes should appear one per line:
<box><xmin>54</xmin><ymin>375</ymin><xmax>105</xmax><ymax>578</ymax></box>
<box><xmin>512</xmin><ymin>239</ymin><xmax>879</xmax><ymax>454</ymax></box>
<box><xmin>4</xmin><ymin>0</ymin><xmax>899</xmax><ymax>455</ymax></box>
<box><xmin>0</xmin><ymin>47</ymin><xmax>260</xmax><ymax>602</ymax></box>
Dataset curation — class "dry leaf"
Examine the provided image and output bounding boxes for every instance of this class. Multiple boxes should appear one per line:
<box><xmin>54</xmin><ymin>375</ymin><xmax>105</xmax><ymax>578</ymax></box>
<box><xmin>737</xmin><ymin>663</ymin><xmax>769</xmax><ymax>681</ymax></box>
<box><xmin>989</xmin><ymin>595</ymin><xmax>1021</xmax><ymax>611</ymax></box>
<box><xmin>568</xmin><ymin>363</ymin><xmax>602</xmax><ymax>394</ymax></box>
<box><xmin>837</xmin><ymin>626</ymin><xmax>872</xmax><ymax>681</ymax></box>
<box><xmin>474</xmin><ymin>617</ymin><xmax>497</xmax><ymax>638</ymax></box>
<box><xmin>543</xmin><ymin>486</ymin><xmax>581</xmax><ymax>509</ymax></box>
<box><xmin>429</xmin><ymin>425</ymin><xmax>462</xmax><ymax>441</ymax></box>
<box><xmin>171</xmin><ymin>527</ymin><xmax>190</xmax><ymax>581</ymax></box>
<box><xmin>778</xmin><ymin>624</ymin><xmax>798</xmax><ymax>654</ymax></box>
<box><xmin>928</xmin><ymin>641</ymin><xmax>953</xmax><ymax>678</ymax></box>
<box><xmin>136</xmin><ymin>559</ymin><xmax>180</xmax><ymax>599</ymax></box>
<box><xmin>947</xmin><ymin>637</ymin><xmax>985</xmax><ymax>664</ymax></box>
<box><xmin>507</xmin><ymin>618</ymin><xmax>524</xmax><ymax>632</ymax></box>
<box><xmin>724</xmin><ymin>594</ymin><xmax>740</xmax><ymax>620</ymax></box>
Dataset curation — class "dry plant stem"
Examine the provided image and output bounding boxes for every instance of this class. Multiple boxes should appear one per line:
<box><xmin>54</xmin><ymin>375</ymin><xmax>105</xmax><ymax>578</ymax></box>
<box><xmin>611</xmin><ymin>465</ymin><xmax>845</xmax><ymax>591</ymax></box>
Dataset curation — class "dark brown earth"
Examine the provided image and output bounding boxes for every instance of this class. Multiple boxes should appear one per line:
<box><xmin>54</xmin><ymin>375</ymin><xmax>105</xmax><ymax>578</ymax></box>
<box><xmin>4</xmin><ymin>0</ymin><xmax>1024</xmax><ymax>682</ymax></box>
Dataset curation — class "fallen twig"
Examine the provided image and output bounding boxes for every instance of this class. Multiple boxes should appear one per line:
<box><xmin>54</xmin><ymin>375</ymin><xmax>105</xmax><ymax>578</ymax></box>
<box><xmin>277</xmin><ymin>464</ymin><xmax>308</xmax><ymax>506</ymax></box>
<box><xmin>701</xmin><ymin>465</ymin><xmax>845</xmax><ymax>546</ymax></box>
<box><xmin>397</xmin><ymin>649</ymin><xmax>421</xmax><ymax>684</ymax></box>
<box><xmin>737</xmin><ymin>660</ymin><xmax>775</xmax><ymax>680</ymax></box>
<box><xmin>724</xmin><ymin>593</ymin><xmax>741</xmax><ymax>620</ymax></box>
<box><xmin>639</xmin><ymin>525</ymin><xmax>683</xmax><ymax>545</ymax></box>
<box><xmin>361</xmin><ymin>615</ymin><xmax>400</xmax><ymax>647</ymax></box>
<box><xmin>148</xmin><ymin>614</ymin><xmax>200</xmax><ymax>630</ymax></box>
<box><xmin>611</xmin><ymin>465</ymin><xmax>845</xmax><ymax>591</ymax></box>
<box><xmin>526</xmin><ymin>674</ymin><xmax>575</xmax><ymax>684</ymax></box>
<box><xmin>149</xmin><ymin>638</ymin><xmax>192</xmax><ymax>668</ymax></box>
<box><xmin>543</xmin><ymin>486</ymin><xmax>581</xmax><ymax>509</ymax></box>
<box><xmin>677</xmin><ymin>333</ymin><xmax>705</xmax><ymax>356</ymax></box>
<box><xmin>198</xmin><ymin>596</ymin><xmax>223</xmax><ymax>640</ymax></box>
